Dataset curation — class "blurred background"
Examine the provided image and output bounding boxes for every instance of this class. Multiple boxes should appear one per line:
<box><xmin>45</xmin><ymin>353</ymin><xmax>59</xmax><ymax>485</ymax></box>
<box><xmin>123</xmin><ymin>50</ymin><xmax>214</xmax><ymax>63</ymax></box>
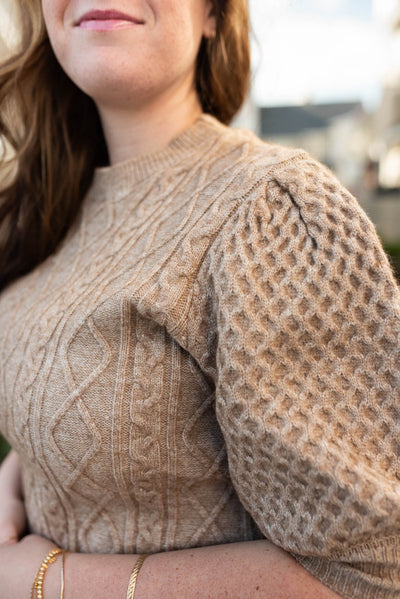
<box><xmin>236</xmin><ymin>0</ymin><xmax>400</xmax><ymax>277</ymax></box>
<box><xmin>1</xmin><ymin>0</ymin><xmax>400</xmax><ymax>458</ymax></box>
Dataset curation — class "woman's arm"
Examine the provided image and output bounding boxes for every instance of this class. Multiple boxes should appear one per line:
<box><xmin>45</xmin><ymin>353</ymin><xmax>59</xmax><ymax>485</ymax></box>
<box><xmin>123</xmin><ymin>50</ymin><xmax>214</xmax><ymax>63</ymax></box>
<box><xmin>0</xmin><ymin>453</ymin><xmax>342</xmax><ymax>599</ymax></box>
<box><xmin>183</xmin><ymin>153</ymin><xmax>400</xmax><ymax>597</ymax></box>
<box><xmin>0</xmin><ymin>534</ymin><xmax>342</xmax><ymax>599</ymax></box>
<box><xmin>67</xmin><ymin>538</ymin><xmax>344</xmax><ymax>599</ymax></box>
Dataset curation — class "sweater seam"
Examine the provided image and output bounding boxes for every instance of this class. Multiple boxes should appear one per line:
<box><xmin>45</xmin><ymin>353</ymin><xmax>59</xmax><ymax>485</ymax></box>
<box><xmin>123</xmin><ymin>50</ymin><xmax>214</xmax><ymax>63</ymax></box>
<box><xmin>329</xmin><ymin>532</ymin><xmax>400</xmax><ymax>559</ymax></box>
<box><xmin>293</xmin><ymin>553</ymin><xmax>400</xmax><ymax>599</ymax></box>
<box><xmin>178</xmin><ymin>152</ymin><xmax>311</xmax><ymax>341</ymax></box>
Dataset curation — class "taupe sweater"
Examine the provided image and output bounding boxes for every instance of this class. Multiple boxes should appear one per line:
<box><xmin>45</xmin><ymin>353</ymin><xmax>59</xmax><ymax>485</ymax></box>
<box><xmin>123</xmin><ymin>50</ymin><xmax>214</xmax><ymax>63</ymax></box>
<box><xmin>1</xmin><ymin>115</ymin><xmax>400</xmax><ymax>598</ymax></box>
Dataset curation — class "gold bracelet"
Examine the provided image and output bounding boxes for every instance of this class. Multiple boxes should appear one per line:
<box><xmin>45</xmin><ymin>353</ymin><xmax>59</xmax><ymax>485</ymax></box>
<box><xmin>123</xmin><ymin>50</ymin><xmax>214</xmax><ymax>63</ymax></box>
<box><xmin>60</xmin><ymin>551</ymin><xmax>68</xmax><ymax>599</ymax></box>
<box><xmin>31</xmin><ymin>548</ymin><xmax>64</xmax><ymax>599</ymax></box>
<box><xmin>126</xmin><ymin>554</ymin><xmax>149</xmax><ymax>599</ymax></box>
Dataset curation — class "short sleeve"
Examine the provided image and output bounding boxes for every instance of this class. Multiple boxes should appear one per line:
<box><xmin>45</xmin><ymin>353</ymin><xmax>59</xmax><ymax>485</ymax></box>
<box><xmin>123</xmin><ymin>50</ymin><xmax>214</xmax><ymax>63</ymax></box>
<box><xmin>205</xmin><ymin>155</ymin><xmax>400</xmax><ymax>598</ymax></box>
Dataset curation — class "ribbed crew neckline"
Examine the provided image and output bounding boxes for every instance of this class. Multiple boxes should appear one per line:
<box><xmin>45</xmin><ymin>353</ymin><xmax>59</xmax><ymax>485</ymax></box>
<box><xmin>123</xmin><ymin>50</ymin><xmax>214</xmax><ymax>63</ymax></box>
<box><xmin>90</xmin><ymin>114</ymin><xmax>226</xmax><ymax>202</ymax></box>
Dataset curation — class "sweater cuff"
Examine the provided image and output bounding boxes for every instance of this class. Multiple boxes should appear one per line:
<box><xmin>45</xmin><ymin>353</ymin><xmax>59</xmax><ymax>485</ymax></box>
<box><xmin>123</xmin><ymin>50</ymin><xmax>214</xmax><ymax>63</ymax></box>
<box><xmin>292</xmin><ymin>535</ymin><xmax>400</xmax><ymax>599</ymax></box>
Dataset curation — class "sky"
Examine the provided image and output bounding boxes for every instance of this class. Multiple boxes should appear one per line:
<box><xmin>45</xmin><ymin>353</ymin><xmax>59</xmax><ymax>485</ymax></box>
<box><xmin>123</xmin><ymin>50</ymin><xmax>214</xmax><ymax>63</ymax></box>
<box><xmin>293</xmin><ymin>0</ymin><xmax>372</xmax><ymax>20</ymax></box>
<box><xmin>0</xmin><ymin>0</ymin><xmax>398</xmax><ymax>111</ymax></box>
<box><xmin>249</xmin><ymin>0</ymin><xmax>399</xmax><ymax>109</ymax></box>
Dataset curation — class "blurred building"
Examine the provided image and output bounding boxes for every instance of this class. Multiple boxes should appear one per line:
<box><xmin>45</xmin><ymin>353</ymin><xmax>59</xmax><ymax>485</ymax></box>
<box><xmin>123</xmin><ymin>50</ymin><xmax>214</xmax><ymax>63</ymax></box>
<box><xmin>232</xmin><ymin>96</ymin><xmax>261</xmax><ymax>137</ymax></box>
<box><xmin>370</xmin><ymin>2</ymin><xmax>400</xmax><ymax>190</ymax></box>
<box><xmin>259</xmin><ymin>102</ymin><xmax>369</xmax><ymax>189</ymax></box>
<box><xmin>236</xmin><ymin>100</ymin><xmax>371</xmax><ymax>191</ymax></box>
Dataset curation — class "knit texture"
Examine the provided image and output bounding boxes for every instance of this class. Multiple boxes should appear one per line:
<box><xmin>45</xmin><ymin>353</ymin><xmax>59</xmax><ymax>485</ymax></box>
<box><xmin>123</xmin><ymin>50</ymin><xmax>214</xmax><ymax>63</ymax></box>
<box><xmin>1</xmin><ymin>115</ymin><xmax>400</xmax><ymax>598</ymax></box>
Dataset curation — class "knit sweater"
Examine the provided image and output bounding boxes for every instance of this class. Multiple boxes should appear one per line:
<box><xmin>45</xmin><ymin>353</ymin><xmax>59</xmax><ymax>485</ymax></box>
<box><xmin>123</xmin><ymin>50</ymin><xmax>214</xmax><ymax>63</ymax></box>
<box><xmin>1</xmin><ymin>114</ymin><xmax>400</xmax><ymax>598</ymax></box>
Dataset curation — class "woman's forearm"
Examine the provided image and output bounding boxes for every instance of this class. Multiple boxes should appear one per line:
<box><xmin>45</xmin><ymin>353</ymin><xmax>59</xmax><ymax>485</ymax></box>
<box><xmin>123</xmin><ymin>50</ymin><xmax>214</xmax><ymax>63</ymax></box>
<box><xmin>0</xmin><ymin>455</ymin><xmax>342</xmax><ymax>598</ymax></box>
<box><xmin>45</xmin><ymin>539</ymin><xmax>342</xmax><ymax>599</ymax></box>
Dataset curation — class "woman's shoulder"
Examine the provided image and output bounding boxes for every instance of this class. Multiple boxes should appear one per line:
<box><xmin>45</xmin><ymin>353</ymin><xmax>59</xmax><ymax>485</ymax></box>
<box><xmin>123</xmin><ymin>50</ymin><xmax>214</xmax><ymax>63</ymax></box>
<box><xmin>203</xmin><ymin>122</ymin><xmax>394</xmax><ymax>289</ymax></box>
<box><xmin>210</xmin><ymin>120</ymin><xmax>371</xmax><ymax>238</ymax></box>
<box><xmin>208</xmin><ymin>117</ymin><xmax>307</xmax><ymax>176</ymax></box>
<box><xmin>192</xmin><ymin>118</ymin><xmax>390</xmax><ymax>287</ymax></box>
<box><xmin>211</xmin><ymin>119</ymin><xmax>348</xmax><ymax>209</ymax></box>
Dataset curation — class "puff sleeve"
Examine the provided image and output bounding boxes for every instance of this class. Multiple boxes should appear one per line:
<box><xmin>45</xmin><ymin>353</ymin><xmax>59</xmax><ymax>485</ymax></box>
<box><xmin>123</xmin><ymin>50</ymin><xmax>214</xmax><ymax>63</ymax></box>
<box><xmin>199</xmin><ymin>155</ymin><xmax>400</xmax><ymax>598</ymax></box>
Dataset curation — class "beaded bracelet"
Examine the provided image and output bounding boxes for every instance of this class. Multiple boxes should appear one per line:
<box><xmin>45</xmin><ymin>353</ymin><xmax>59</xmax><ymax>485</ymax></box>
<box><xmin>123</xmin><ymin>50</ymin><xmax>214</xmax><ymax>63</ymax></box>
<box><xmin>31</xmin><ymin>548</ymin><xmax>64</xmax><ymax>599</ymax></box>
<box><xmin>126</xmin><ymin>554</ymin><xmax>149</xmax><ymax>599</ymax></box>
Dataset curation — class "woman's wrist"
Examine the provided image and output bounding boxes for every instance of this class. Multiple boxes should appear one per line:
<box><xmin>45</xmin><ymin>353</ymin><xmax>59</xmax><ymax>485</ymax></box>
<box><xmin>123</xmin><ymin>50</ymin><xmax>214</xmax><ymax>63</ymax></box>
<box><xmin>58</xmin><ymin>551</ymin><xmax>138</xmax><ymax>599</ymax></box>
<box><xmin>32</xmin><ymin>548</ymin><xmax>65</xmax><ymax>599</ymax></box>
<box><xmin>35</xmin><ymin>548</ymin><xmax>67</xmax><ymax>599</ymax></box>
<box><xmin>42</xmin><ymin>551</ymin><xmax>148</xmax><ymax>599</ymax></box>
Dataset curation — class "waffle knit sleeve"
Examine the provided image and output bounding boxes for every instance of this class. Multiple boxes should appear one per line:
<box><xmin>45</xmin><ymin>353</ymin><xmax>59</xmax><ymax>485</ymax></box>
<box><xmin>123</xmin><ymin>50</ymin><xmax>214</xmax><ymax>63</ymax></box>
<box><xmin>206</xmin><ymin>155</ymin><xmax>400</xmax><ymax>599</ymax></box>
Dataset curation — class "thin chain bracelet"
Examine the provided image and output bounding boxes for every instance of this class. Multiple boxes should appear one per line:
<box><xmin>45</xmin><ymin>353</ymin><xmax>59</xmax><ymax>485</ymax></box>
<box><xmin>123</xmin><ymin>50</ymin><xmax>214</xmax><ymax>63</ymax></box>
<box><xmin>126</xmin><ymin>554</ymin><xmax>149</xmax><ymax>599</ymax></box>
<box><xmin>60</xmin><ymin>551</ymin><xmax>69</xmax><ymax>599</ymax></box>
<box><xmin>31</xmin><ymin>548</ymin><xmax>64</xmax><ymax>599</ymax></box>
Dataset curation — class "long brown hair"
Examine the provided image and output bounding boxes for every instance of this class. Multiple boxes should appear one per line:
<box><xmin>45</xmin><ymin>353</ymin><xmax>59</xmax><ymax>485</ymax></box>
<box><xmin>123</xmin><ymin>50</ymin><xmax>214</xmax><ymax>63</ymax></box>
<box><xmin>0</xmin><ymin>0</ymin><xmax>250</xmax><ymax>291</ymax></box>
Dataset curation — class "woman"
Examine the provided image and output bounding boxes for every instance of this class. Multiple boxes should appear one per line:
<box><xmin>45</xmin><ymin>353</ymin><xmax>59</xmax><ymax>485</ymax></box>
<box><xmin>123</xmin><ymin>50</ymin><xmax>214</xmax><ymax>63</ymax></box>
<box><xmin>0</xmin><ymin>0</ymin><xmax>399</xmax><ymax>597</ymax></box>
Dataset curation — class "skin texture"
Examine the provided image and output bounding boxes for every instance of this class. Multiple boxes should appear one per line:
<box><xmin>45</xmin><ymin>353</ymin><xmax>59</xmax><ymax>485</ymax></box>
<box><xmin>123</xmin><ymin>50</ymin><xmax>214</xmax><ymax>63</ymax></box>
<box><xmin>41</xmin><ymin>0</ymin><xmax>217</xmax><ymax>164</ymax></box>
<box><xmin>0</xmin><ymin>3</ymin><xmax>344</xmax><ymax>597</ymax></box>
<box><xmin>41</xmin><ymin>0</ymin><xmax>216</xmax><ymax>107</ymax></box>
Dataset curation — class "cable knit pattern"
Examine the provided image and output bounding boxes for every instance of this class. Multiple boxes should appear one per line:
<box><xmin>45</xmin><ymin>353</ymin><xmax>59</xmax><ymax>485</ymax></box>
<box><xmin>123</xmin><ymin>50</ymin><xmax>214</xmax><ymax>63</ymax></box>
<box><xmin>1</xmin><ymin>115</ymin><xmax>400</xmax><ymax>598</ymax></box>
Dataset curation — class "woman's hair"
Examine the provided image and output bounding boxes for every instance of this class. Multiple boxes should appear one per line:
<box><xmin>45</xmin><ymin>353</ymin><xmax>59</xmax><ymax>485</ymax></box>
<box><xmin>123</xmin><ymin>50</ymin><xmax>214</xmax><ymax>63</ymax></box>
<box><xmin>197</xmin><ymin>0</ymin><xmax>251</xmax><ymax>124</ymax></box>
<box><xmin>0</xmin><ymin>0</ymin><xmax>251</xmax><ymax>290</ymax></box>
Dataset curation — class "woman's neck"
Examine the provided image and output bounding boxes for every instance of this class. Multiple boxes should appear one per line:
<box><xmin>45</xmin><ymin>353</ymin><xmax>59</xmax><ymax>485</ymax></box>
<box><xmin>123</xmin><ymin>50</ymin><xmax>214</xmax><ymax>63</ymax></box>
<box><xmin>96</xmin><ymin>84</ymin><xmax>203</xmax><ymax>166</ymax></box>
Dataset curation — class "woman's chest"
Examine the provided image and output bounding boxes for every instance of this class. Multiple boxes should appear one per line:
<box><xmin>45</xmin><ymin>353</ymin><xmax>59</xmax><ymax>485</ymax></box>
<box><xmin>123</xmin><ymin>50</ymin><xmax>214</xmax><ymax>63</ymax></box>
<box><xmin>0</xmin><ymin>207</ymin><xmax>219</xmax><ymax>487</ymax></box>
<box><xmin>0</xmin><ymin>273</ymin><xmax>221</xmax><ymax>496</ymax></box>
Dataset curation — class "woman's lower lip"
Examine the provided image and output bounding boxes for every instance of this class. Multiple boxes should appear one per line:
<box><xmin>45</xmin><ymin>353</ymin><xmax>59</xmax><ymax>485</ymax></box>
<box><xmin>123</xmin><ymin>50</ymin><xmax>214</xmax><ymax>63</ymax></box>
<box><xmin>78</xmin><ymin>19</ymin><xmax>138</xmax><ymax>31</ymax></box>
